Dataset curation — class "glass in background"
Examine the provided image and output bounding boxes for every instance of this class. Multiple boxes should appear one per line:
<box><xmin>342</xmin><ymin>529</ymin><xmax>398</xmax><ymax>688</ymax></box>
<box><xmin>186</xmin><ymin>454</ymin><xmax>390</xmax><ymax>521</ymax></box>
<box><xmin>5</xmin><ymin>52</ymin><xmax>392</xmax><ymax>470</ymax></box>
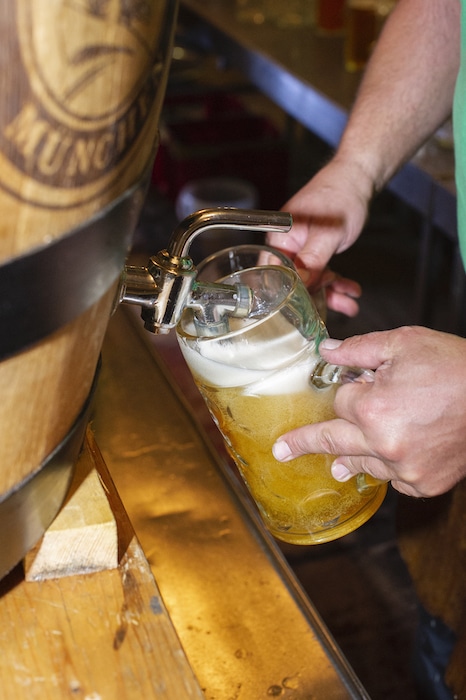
<box><xmin>265</xmin><ymin>0</ymin><xmax>316</xmax><ymax>28</ymax></box>
<box><xmin>344</xmin><ymin>0</ymin><xmax>397</xmax><ymax>72</ymax></box>
<box><xmin>315</xmin><ymin>0</ymin><xmax>346</xmax><ymax>34</ymax></box>
<box><xmin>344</xmin><ymin>0</ymin><xmax>378</xmax><ymax>72</ymax></box>
<box><xmin>375</xmin><ymin>0</ymin><xmax>398</xmax><ymax>28</ymax></box>
<box><xmin>235</xmin><ymin>0</ymin><xmax>266</xmax><ymax>24</ymax></box>
<box><xmin>434</xmin><ymin>118</ymin><xmax>453</xmax><ymax>151</ymax></box>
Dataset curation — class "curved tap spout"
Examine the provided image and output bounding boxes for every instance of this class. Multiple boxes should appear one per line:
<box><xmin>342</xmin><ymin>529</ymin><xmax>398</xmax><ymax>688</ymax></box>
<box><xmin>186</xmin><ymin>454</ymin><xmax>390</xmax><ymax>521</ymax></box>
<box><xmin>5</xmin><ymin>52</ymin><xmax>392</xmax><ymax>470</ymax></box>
<box><xmin>120</xmin><ymin>207</ymin><xmax>293</xmax><ymax>334</ymax></box>
<box><xmin>167</xmin><ymin>208</ymin><xmax>292</xmax><ymax>258</ymax></box>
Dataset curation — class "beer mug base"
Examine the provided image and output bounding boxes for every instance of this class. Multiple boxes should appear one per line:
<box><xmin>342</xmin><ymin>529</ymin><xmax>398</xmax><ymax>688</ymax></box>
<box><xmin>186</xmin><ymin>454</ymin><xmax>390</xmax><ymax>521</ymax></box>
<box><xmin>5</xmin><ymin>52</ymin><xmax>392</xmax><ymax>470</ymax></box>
<box><xmin>263</xmin><ymin>481</ymin><xmax>388</xmax><ymax>545</ymax></box>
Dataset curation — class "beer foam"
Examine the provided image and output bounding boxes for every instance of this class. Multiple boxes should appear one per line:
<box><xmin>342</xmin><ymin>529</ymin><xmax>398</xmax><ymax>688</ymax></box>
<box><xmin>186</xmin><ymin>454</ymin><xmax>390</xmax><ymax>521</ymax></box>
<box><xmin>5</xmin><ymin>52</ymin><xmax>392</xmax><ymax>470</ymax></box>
<box><xmin>178</xmin><ymin>322</ymin><xmax>318</xmax><ymax>394</ymax></box>
<box><xmin>179</xmin><ymin>340</ymin><xmax>268</xmax><ymax>387</ymax></box>
<box><xmin>246</xmin><ymin>356</ymin><xmax>317</xmax><ymax>396</ymax></box>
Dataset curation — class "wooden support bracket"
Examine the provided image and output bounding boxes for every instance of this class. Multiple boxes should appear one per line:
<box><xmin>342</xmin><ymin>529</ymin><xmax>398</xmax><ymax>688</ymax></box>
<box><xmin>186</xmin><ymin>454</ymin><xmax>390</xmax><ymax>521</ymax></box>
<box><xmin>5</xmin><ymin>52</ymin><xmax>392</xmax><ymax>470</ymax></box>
<box><xmin>25</xmin><ymin>427</ymin><xmax>122</xmax><ymax>580</ymax></box>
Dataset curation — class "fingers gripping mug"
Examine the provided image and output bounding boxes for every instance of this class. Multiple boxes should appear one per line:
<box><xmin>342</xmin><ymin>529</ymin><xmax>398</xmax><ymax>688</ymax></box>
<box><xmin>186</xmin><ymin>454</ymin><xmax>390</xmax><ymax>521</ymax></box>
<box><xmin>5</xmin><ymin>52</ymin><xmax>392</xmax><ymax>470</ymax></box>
<box><xmin>176</xmin><ymin>246</ymin><xmax>387</xmax><ymax>545</ymax></box>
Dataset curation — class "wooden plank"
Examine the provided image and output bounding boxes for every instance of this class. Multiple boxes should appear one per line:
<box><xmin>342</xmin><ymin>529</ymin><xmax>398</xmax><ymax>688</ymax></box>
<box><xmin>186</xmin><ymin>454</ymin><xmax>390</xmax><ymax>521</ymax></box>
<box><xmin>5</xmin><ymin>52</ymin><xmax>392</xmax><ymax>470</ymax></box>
<box><xmin>25</xmin><ymin>433</ymin><xmax>119</xmax><ymax>580</ymax></box>
<box><xmin>0</xmin><ymin>429</ymin><xmax>205</xmax><ymax>700</ymax></box>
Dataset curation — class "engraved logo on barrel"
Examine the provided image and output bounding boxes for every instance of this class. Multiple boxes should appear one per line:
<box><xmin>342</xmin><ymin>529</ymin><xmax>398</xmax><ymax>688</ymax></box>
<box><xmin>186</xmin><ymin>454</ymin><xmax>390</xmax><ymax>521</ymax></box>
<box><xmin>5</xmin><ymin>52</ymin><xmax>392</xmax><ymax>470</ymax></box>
<box><xmin>0</xmin><ymin>0</ymin><xmax>166</xmax><ymax>207</ymax></box>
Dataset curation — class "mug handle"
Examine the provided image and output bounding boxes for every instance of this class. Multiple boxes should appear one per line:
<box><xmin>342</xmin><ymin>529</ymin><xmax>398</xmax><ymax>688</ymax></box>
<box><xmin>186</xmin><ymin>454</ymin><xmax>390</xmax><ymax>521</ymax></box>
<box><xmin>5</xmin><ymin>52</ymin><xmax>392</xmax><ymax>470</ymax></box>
<box><xmin>310</xmin><ymin>360</ymin><xmax>385</xmax><ymax>492</ymax></box>
<box><xmin>310</xmin><ymin>360</ymin><xmax>375</xmax><ymax>389</ymax></box>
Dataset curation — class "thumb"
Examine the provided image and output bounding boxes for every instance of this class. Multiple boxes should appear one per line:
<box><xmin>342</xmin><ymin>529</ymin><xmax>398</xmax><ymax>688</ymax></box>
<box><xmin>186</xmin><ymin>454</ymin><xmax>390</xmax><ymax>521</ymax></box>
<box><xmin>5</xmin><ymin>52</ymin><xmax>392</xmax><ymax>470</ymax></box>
<box><xmin>294</xmin><ymin>223</ymin><xmax>343</xmax><ymax>277</ymax></box>
<box><xmin>319</xmin><ymin>331</ymin><xmax>395</xmax><ymax>370</ymax></box>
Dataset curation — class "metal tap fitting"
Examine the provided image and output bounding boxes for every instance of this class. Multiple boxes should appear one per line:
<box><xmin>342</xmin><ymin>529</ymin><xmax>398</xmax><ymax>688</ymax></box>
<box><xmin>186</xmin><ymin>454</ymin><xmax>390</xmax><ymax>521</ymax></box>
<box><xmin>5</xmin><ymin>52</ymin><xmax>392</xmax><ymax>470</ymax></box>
<box><xmin>119</xmin><ymin>207</ymin><xmax>292</xmax><ymax>334</ymax></box>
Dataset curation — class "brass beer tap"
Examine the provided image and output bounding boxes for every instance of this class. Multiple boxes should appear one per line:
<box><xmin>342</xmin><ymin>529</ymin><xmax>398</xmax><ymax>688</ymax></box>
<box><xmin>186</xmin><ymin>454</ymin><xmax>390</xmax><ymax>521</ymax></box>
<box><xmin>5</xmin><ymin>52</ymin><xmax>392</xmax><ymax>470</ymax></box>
<box><xmin>119</xmin><ymin>208</ymin><xmax>292</xmax><ymax>335</ymax></box>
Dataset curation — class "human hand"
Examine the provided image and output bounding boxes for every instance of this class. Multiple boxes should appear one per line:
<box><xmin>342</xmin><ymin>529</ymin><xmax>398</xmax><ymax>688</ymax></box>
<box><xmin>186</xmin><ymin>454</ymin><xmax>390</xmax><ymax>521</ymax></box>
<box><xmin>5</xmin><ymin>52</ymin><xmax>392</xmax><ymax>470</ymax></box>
<box><xmin>272</xmin><ymin>326</ymin><xmax>466</xmax><ymax>497</ymax></box>
<box><xmin>267</xmin><ymin>158</ymin><xmax>373</xmax><ymax>316</ymax></box>
<box><xmin>307</xmin><ymin>266</ymin><xmax>361</xmax><ymax>318</ymax></box>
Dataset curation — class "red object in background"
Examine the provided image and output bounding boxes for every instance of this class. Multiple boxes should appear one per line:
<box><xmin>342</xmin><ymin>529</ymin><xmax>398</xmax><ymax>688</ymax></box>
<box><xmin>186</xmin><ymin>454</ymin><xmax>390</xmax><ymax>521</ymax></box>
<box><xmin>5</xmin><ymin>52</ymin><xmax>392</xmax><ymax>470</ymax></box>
<box><xmin>152</xmin><ymin>92</ymin><xmax>289</xmax><ymax>211</ymax></box>
<box><xmin>316</xmin><ymin>0</ymin><xmax>346</xmax><ymax>32</ymax></box>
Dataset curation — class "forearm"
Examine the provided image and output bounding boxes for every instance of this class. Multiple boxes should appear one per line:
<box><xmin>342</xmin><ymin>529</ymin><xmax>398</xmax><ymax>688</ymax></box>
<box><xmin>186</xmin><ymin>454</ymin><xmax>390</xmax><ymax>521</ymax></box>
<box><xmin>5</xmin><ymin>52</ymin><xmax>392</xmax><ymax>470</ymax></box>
<box><xmin>337</xmin><ymin>0</ymin><xmax>461</xmax><ymax>195</ymax></box>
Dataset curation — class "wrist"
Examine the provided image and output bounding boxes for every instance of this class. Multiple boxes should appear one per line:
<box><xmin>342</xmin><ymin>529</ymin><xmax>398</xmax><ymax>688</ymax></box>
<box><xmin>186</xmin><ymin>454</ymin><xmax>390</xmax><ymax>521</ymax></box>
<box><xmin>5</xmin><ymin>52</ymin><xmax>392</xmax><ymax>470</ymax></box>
<box><xmin>326</xmin><ymin>149</ymin><xmax>379</xmax><ymax>211</ymax></box>
<box><xmin>332</xmin><ymin>143</ymin><xmax>385</xmax><ymax>198</ymax></box>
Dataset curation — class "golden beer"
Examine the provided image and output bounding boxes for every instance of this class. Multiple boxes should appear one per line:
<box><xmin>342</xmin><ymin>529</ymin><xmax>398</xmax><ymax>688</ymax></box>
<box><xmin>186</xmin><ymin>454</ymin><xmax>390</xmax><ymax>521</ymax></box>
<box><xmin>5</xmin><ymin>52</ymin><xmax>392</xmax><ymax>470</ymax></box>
<box><xmin>178</xmin><ymin>277</ymin><xmax>387</xmax><ymax>545</ymax></box>
<box><xmin>345</xmin><ymin>0</ymin><xmax>378</xmax><ymax>72</ymax></box>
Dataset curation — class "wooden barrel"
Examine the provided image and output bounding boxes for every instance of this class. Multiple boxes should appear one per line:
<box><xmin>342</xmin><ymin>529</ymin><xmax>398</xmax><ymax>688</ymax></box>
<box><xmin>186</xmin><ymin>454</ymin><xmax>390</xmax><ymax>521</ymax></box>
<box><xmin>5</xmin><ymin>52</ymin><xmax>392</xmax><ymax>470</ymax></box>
<box><xmin>0</xmin><ymin>0</ymin><xmax>178</xmax><ymax>576</ymax></box>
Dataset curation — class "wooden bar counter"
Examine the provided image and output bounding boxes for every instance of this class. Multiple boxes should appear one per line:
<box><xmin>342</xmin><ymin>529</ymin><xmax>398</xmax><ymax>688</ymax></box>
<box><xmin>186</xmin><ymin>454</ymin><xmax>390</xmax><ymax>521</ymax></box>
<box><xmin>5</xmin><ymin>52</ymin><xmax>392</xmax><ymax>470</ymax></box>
<box><xmin>90</xmin><ymin>306</ymin><xmax>371</xmax><ymax>699</ymax></box>
<box><xmin>0</xmin><ymin>305</ymin><xmax>371</xmax><ymax>698</ymax></box>
<box><xmin>0</xmin><ymin>428</ymin><xmax>204</xmax><ymax>700</ymax></box>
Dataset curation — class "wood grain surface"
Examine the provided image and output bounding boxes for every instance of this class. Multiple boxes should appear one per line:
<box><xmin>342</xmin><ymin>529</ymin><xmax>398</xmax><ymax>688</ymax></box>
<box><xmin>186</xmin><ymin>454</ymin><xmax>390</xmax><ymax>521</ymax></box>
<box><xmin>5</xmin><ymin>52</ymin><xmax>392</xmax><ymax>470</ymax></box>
<box><xmin>0</xmin><ymin>429</ymin><xmax>204</xmax><ymax>700</ymax></box>
<box><xmin>0</xmin><ymin>1</ymin><xmax>177</xmax><ymax>498</ymax></box>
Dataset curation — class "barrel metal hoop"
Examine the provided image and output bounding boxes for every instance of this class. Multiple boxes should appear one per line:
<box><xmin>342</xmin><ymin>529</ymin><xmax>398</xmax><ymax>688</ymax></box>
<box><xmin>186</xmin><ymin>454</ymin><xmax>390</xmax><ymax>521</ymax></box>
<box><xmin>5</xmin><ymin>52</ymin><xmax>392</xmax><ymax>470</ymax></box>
<box><xmin>0</xmin><ymin>361</ymin><xmax>100</xmax><ymax>579</ymax></box>
<box><xmin>0</xmin><ymin>175</ymin><xmax>149</xmax><ymax>361</ymax></box>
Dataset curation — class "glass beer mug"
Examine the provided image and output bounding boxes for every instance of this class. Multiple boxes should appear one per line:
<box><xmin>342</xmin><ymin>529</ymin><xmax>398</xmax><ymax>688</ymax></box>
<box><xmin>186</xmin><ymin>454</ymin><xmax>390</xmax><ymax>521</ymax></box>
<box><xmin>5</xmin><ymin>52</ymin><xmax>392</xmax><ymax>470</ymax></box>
<box><xmin>176</xmin><ymin>245</ymin><xmax>387</xmax><ymax>545</ymax></box>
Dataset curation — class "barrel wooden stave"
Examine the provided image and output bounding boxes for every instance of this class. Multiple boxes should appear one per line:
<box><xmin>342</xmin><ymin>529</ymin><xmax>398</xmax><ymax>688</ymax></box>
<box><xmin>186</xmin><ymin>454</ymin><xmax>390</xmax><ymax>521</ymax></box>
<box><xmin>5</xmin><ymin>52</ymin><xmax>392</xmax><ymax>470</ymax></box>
<box><xmin>0</xmin><ymin>0</ymin><xmax>178</xmax><ymax>568</ymax></box>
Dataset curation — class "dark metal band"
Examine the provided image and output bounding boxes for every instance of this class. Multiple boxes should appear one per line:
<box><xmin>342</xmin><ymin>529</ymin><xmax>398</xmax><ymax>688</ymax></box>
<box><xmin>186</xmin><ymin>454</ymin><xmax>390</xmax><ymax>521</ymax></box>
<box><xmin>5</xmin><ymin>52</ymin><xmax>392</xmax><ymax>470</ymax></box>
<box><xmin>0</xmin><ymin>362</ymin><xmax>100</xmax><ymax>579</ymax></box>
<box><xmin>0</xmin><ymin>176</ymin><xmax>149</xmax><ymax>361</ymax></box>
